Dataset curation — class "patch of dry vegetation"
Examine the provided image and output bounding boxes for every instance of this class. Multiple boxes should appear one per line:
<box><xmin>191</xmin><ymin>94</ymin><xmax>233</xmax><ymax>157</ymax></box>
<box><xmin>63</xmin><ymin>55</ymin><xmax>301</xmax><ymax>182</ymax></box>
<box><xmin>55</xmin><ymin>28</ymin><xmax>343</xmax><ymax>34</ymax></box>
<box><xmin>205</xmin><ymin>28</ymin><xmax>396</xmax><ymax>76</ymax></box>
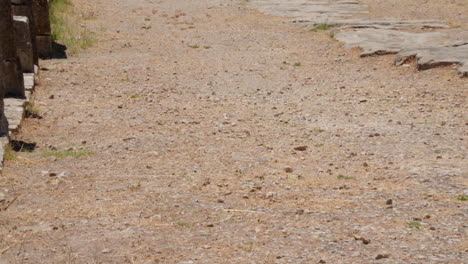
<box><xmin>50</xmin><ymin>0</ymin><xmax>95</xmax><ymax>55</ymax></box>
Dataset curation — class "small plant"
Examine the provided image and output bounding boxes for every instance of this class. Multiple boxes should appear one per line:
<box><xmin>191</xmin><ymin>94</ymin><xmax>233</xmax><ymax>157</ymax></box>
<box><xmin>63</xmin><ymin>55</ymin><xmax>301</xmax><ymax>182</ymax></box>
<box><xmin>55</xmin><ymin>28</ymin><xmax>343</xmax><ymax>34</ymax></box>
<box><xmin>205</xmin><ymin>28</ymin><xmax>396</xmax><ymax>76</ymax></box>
<box><xmin>311</xmin><ymin>23</ymin><xmax>332</xmax><ymax>31</ymax></box>
<box><xmin>50</xmin><ymin>0</ymin><xmax>95</xmax><ymax>55</ymax></box>
<box><xmin>407</xmin><ymin>221</ymin><xmax>421</xmax><ymax>229</ymax></box>
<box><xmin>337</xmin><ymin>174</ymin><xmax>355</xmax><ymax>180</ymax></box>
<box><xmin>293</xmin><ymin>62</ymin><xmax>301</xmax><ymax>67</ymax></box>
<box><xmin>4</xmin><ymin>145</ymin><xmax>17</xmax><ymax>161</ymax></box>
<box><xmin>24</xmin><ymin>102</ymin><xmax>41</xmax><ymax>118</ymax></box>
<box><xmin>130</xmin><ymin>94</ymin><xmax>140</xmax><ymax>99</ymax></box>
<box><xmin>458</xmin><ymin>195</ymin><xmax>468</xmax><ymax>201</ymax></box>
<box><xmin>203</xmin><ymin>46</ymin><xmax>211</xmax><ymax>49</ymax></box>
<box><xmin>189</xmin><ymin>45</ymin><xmax>199</xmax><ymax>49</ymax></box>
<box><xmin>41</xmin><ymin>149</ymin><xmax>93</xmax><ymax>158</ymax></box>
<box><xmin>129</xmin><ymin>182</ymin><xmax>142</xmax><ymax>191</ymax></box>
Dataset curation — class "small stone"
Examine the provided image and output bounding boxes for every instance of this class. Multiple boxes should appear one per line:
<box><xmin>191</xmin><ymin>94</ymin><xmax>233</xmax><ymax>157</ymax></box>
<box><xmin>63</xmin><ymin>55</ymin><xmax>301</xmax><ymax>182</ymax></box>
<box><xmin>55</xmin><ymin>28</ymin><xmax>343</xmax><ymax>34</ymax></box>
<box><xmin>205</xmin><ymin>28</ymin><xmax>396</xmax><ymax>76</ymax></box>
<box><xmin>375</xmin><ymin>253</ymin><xmax>390</xmax><ymax>260</ymax></box>
<box><xmin>318</xmin><ymin>260</ymin><xmax>326</xmax><ymax>263</ymax></box>
<box><xmin>216</xmin><ymin>198</ymin><xmax>224</xmax><ymax>203</ymax></box>
<box><xmin>49</xmin><ymin>172</ymin><xmax>57</xmax><ymax>177</ymax></box>
<box><xmin>58</xmin><ymin>172</ymin><xmax>74</xmax><ymax>179</ymax></box>
<box><xmin>295</xmin><ymin>209</ymin><xmax>304</xmax><ymax>215</ymax></box>
<box><xmin>101</xmin><ymin>248</ymin><xmax>113</xmax><ymax>254</ymax></box>
<box><xmin>429</xmin><ymin>227</ymin><xmax>436</xmax><ymax>231</ymax></box>
<box><xmin>284</xmin><ymin>167</ymin><xmax>293</xmax><ymax>173</ymax></box>
<box><xmin>206</xmin><ymin>223</ymin><xmax>214</xmax><ymax>227</ymax></box>
<box><xmin>294</xmin><ymin>146</ymin><xmax>308</xmax><ymax>151</ymax></box>
<box><xmin>386</xmin><ymin>199</ymin><xmax>393</xmax><ymax>205</ymax></box>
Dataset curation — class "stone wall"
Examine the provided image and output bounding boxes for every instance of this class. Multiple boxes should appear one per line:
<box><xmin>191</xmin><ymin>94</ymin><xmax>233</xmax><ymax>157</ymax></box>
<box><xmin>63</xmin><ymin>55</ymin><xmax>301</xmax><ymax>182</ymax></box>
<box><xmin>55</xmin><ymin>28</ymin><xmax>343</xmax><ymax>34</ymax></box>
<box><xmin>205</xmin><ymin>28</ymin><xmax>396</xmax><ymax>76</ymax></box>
<box><xmin>0</xmin><ymin>0</ymin><xmax>53</xmax><ymax>155</ymax></box>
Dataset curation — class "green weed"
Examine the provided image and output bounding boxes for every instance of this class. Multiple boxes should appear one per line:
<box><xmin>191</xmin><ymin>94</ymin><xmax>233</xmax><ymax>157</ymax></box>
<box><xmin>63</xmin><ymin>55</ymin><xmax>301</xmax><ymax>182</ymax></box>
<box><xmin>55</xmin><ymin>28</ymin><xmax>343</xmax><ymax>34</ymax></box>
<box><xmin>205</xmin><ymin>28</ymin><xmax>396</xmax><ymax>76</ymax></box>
<box><xmin>4</xmin><ymin>145</ymin><xmax>17</xmax><ymax>161</ymax></box>
<box><xmin>407</xmin><ymin>221</ymin><xmax>421</xmax><ymax>229</ymax></box>
<box><xmin>311</xmin><ymin>24</ymin><xmax>332</xmax><ymax>31</ymax></box>
<box><xmin>337</xmin><ymin>174</ymin><xmax>355</xmax><ymax>180</ymax></box>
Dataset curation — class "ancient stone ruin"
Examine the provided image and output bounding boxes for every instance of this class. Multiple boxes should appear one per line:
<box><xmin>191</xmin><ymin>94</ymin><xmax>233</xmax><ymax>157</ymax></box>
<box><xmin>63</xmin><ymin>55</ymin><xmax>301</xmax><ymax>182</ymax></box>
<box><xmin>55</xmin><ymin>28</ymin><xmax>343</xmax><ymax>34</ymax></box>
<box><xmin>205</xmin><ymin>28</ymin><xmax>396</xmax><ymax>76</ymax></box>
<box><xmin>0</xmin><ymin>0</ymin><xmax>52</xmax><ymax>168</ymax></box>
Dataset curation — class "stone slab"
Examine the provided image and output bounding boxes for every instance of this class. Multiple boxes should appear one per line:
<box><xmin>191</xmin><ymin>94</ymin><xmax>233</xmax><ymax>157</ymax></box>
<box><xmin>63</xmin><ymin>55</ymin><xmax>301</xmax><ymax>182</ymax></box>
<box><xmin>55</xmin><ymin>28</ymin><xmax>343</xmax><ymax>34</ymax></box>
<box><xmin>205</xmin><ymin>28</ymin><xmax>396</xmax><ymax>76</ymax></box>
<box><xmin>336</xmin><ymin>29</ymin><xmax>468</xmax><ymax>76</ymax></box>
<box><xmin>395</xmin><ymin>42</ymin><xmax>468</xmax><ymax>77</ymax></box>
<box><xmin>250</xmin><ymin>0</ymin><xmax>447</xmax><ymax>30</ymax></box>
<box><xmin>249</xmin><ymin>0</ymin><xmax>467</xmax><ymax>77</ymax></box>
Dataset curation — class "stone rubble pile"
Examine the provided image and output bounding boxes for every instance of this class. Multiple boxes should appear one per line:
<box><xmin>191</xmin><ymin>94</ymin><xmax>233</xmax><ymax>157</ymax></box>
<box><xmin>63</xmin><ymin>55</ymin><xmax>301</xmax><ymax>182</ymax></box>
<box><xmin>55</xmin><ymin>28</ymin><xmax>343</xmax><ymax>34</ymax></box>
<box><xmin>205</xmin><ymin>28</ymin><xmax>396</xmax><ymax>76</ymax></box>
<box><xmin>0</xmin><ymin>0</ymin><xmax>53</xmax><ymax>168</ymax></box>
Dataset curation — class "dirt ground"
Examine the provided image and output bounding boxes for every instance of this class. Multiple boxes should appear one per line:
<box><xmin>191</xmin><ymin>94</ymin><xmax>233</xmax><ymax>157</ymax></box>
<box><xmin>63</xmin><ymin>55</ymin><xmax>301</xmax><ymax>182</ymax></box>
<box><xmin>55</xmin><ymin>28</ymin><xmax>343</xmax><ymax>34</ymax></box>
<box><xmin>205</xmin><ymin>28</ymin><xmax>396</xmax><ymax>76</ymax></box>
<box><xmin>0</xmin><ymin>0</ymin><xmax>467</xmax><ymax>263</ymax></box>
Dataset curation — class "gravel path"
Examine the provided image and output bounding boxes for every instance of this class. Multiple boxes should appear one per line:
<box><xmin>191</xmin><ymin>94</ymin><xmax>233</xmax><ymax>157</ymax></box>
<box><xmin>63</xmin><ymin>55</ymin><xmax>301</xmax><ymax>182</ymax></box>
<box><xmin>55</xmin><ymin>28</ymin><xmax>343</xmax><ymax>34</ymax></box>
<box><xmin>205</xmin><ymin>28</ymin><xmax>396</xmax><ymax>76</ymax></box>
<box><xmin>0</xmin><ymin>0</ymin><xmax>466</xmax><ymax>263</ymax></box>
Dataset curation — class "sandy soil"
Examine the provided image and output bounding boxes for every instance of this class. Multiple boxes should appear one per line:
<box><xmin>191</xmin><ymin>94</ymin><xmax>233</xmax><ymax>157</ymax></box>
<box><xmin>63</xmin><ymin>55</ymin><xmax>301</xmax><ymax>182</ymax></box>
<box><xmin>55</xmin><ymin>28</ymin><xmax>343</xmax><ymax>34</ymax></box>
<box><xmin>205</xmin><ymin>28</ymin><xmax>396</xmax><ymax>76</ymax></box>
<box><xmin>0</xmin><ymin>0</ymin><xmax>467</xmax><ymax>263</ymax></box>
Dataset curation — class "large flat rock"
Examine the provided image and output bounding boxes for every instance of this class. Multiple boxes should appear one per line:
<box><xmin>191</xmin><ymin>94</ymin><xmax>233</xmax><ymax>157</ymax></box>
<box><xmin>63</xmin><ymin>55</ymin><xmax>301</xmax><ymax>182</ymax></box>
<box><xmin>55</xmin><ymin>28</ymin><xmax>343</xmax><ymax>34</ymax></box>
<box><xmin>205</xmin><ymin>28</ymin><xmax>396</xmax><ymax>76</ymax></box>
<box><xmin>250</xmin><ymin>0</ymin><xmax>447</xmax><ymax>30</ymax></box>
<box><xmin>336</xmin><ymin>29</ymin><xmax>468</xmax><ymax>76</ymax></box>
<box><xmin>249</xmin><ymin>0</ymin><xmax>467</xmax><ymax>77</ymax></box>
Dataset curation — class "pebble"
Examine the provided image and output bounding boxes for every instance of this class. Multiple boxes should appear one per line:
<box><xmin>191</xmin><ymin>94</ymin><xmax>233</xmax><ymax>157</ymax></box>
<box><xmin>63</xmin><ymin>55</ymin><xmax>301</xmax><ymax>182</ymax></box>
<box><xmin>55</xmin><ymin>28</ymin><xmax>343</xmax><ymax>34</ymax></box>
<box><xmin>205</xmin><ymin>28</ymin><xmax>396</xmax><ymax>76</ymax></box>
<box><xmin>294</xmin><ymin>146</ymin><xmax>308</xmax><ymax>151</ymax></box>
<box><xmin>58</xmin><ymin>172</ymin><xmax>74</xmax><ymax>179</ymax></box>
<box><xmin>284</xmin><ymin>167</ymin><xmax>293</xmax><ymax>173</ymax></box>
<box><xmin>375</xmin><ymin>253</ymin><xmax>390</xmax><ymax>260</ymax></box>
<box><xmin>101</xmin><ymin>248</ymin><xmax>113</xmax><ymax>254</ymax></box>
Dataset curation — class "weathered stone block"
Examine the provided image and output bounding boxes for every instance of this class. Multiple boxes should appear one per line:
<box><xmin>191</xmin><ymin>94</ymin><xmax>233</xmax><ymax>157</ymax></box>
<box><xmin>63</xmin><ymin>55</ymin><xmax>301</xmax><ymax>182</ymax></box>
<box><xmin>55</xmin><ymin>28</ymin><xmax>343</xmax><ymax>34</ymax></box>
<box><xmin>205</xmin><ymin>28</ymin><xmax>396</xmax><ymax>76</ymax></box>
<box><xmin>36</xmin><ymin>35</ymin><xmax>52</xmax><ymax>58</ymax></box>
<box><xmin>1</xmin><ymin>0</ymin><xmax>26</xmax><ymax>98</ymax></box>
<box><xmin>0</xmin><ymin>98</ymin><xmax>9</xmax><ymax>137</ymax></box>
<box><xmin>32</xmin><ymin>0</ymin><xmax>51</xmax><ymax>35</ymax></box>
<box><xmin>1</xmin><ymin>60</ymin><xmax>25</xmax><ymax>98</ymax></box>
<box><xmin>0</xmin><ymin>0</ymin><xmax>17</xmax><ymax>61</ymax></box>
<box><xmin>13</xmin><ymin>16</ymin><xmax>34</xmax><ymax>73</ymax></box>
<box><xmin>11</xmin><ymin>0</ymin><xmax>39</xmax><ymax>65</ymax></box>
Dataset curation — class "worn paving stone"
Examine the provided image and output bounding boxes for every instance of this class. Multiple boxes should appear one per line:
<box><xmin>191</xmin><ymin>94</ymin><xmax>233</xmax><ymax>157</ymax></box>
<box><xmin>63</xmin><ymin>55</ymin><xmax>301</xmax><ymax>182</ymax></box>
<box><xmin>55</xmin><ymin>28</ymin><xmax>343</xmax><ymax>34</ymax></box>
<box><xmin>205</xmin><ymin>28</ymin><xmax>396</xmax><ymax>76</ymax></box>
<box><xmin>336</xmin><ymin>29</ymin><xmax>468</xmax><ymax>76</ymax></box>
<box><xmin>250</xmin><ymin>0</ymin><xmax>447</xmax><ymax>29</ymax></box>
<box><xmin>250</xmin><ymin>0</ymin><xmax>467</xmax><ymax>76</ymax></box>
